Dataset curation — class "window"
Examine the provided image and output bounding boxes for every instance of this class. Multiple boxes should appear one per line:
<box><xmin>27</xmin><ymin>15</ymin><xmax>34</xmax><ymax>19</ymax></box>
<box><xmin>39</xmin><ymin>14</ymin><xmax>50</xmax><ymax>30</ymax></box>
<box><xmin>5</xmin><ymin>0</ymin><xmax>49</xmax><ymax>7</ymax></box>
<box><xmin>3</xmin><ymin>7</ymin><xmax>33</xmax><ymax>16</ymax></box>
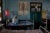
<box><xmin>18</xmin><ymin>2</ymin><xmax>29</xmax><ymax>15</ymax></box>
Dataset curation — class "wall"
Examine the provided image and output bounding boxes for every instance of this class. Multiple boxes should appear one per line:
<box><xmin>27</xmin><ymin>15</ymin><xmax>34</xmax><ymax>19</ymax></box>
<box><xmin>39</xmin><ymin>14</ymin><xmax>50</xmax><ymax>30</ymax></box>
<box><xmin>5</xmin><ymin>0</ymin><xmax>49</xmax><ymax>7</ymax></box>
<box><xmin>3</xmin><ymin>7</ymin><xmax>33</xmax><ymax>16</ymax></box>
<box><xmin>2</xmin><ymin>0</ymin><xmax>50</xmax><ymax>19</ymax></box>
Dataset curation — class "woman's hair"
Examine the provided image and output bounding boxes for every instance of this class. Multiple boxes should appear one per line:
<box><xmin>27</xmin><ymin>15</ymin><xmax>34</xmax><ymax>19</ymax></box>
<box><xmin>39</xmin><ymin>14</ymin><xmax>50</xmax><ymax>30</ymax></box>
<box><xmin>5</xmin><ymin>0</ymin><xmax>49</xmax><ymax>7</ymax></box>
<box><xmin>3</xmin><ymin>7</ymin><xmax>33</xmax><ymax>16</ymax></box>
<box><xmin>14</xmin><ymin>16</ymin><xmax>17</xmax><ymax>19</ymax></box>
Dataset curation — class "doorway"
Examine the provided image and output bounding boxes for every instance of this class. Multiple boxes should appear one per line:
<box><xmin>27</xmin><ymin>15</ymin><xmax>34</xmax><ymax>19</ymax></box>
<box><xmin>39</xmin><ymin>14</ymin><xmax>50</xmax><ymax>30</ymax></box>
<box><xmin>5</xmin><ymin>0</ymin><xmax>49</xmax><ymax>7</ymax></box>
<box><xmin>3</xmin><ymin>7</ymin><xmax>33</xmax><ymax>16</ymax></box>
<box><xmin>30</xmin><ymin>2</ymin><xmax>42</xmax><ymax>29</ymax></box>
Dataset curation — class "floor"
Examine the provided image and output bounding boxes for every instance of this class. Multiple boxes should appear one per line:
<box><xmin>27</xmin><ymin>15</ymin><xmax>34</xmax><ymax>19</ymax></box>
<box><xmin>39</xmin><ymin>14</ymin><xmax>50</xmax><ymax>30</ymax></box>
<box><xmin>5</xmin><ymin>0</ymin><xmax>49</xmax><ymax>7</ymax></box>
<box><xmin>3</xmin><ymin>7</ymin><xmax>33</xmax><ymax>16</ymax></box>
<box><xmin>0</xmin><ymin>29</ymin><xmax>43</xmax><ymax>33</ymax></box>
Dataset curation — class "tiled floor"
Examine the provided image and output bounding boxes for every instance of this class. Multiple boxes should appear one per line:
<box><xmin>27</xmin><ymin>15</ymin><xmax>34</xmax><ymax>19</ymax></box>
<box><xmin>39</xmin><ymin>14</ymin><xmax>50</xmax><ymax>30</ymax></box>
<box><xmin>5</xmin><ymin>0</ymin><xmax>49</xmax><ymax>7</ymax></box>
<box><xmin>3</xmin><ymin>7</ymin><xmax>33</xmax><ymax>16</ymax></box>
<box><xmin>0</xmin><ymin>29</ymin><xmax>43</xmax><ymax>33</ymax></box>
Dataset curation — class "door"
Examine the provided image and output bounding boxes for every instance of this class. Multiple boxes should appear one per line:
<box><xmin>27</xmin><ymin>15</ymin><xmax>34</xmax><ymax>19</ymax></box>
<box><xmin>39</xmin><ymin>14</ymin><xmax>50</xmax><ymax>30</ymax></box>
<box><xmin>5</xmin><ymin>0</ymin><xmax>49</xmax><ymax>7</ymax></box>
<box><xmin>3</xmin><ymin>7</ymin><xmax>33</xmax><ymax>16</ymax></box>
<box><xmin>30</xmin><ymin>2</ymin><xmax>42</xmax><ymax>29</ymax></box>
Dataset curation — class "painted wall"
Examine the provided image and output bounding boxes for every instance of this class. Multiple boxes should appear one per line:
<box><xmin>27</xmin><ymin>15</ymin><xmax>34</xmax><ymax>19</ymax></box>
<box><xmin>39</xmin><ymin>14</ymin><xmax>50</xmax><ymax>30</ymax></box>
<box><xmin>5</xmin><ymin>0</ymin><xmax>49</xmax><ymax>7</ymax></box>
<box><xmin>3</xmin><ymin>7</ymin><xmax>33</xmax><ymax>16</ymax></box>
<box><xmin>2</xmin><ymin>0</ymin><xmax>50</xmax><ymax>19</ymax></box>
<box><xmin>3</xmin><ymin>0</ymin><xmax>30</xmax><ymax>20</ymax></box>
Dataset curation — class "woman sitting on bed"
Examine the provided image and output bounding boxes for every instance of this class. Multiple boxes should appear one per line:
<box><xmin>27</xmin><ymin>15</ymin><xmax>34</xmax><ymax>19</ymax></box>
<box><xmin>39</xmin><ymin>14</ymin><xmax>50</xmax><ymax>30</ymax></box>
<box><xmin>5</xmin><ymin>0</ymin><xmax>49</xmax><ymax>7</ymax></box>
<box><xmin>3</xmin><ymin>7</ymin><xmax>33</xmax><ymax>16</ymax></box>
<box><xmin>8</xmin><ymin>16</ymin><xmax>18</xmax><ymax>26</ymax></box>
